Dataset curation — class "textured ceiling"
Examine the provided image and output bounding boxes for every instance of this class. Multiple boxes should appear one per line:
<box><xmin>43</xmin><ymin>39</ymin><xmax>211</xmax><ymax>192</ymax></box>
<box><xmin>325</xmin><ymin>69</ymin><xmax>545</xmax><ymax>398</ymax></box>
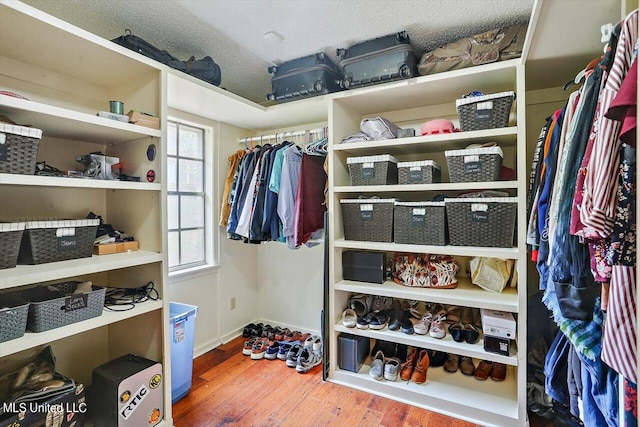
<box><xmin>23</xmin><ymin>0</ymin><xmax>533</xmax><ymax>104</ymax></box>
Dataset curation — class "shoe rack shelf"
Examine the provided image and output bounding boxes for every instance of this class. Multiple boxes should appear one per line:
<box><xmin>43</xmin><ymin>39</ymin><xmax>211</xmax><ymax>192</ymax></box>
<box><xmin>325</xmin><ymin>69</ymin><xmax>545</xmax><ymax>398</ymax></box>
<box><xmin>0</xmin><ymin>1</ymin><xmax>172</xmax><ymax>425</ymax></box>
<box><xmin>327</xmin><ymin>59</ymin><xmax>528</xmax><ymax>426</ymax></box>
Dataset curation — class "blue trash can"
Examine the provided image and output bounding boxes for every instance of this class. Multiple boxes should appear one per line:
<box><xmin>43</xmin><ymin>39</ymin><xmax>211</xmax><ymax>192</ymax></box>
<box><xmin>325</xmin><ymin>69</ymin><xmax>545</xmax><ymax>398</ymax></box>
<box><xmin>169</xmin><ymin>302</ymin><xmax>198</xmax><ymax>404</ymax></box>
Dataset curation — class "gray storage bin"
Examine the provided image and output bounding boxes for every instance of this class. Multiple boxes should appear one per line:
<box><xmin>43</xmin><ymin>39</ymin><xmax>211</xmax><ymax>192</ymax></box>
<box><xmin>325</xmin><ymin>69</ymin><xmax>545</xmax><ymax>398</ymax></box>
<box><xmin>341</xmin><ymin>198</ymin><xmax>395</xmax><ymax>242</ymax></box>
<box><xmin>0</xmin><ymin>222</ymin><xmax>25</xmax><ymax>269</ymax></box>
<box><xmin>0</xmin><ymin>294</ymin><xmax>29</xmax><ymax>343</ymax></box>
<box><xmin>338</xmin><ymin>333</ymin><xmax>370</xmax><ymax>372</ymax></box>
<box><xmin>18</xmin><ymin>219</ymin><xmax>100</xmax><ymax>265</ymax></box>
<box><xmin>394</xmin><ymin>201</ymin><xmax>447</xmax><ymax>245</ymax></box>
<box><xmin>445</xmin><ymin>197</ymin><xmax>517</xmax><ymax>247</ymax></box>
<box><xmin>455</xmin><ymin>91</ymin><xmax>515</xmax><ymax>131</ymax></box>
<box><xmin>347</xmin><ymin>154</ymin><xmax>398</xmax><ymax>186</ymax></box>
<box><xmin>445</xmin><ymin>146</ymin><xmax>503</xmax><ymax>183</ymax></box>
<box><xmin>397</xmin><ymin>160</ymin><xmax>441</xmax><ymax>184</ymax></box>
<box><xmin>0</xmin><ymin>123</ymin><xmax>42</xmax><ymax>175</ymax></box>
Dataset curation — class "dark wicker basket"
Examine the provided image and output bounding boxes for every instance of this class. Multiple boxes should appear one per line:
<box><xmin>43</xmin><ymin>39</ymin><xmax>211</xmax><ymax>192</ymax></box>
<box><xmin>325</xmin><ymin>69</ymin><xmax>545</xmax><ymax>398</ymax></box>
<box><xmin>397</xmin><ymin>160</ymin><xmax>441</xmax><ymax>184</ymax></box>
<box><xmin>347</xmin><ymin>155</ymin><xmax>398</xmax><ymax>186</ymax></box>
<box><xmin>394</xmin><ymin>202</ymin><xmax>446</xmax><ymax>245</ymax></box>
<box><xmin>0</xmin><ymin>294</ymin><xmax>29</xmax><ymax>343</ymax></box>
<box><xmin>18</xmin><ymin>219</ymin><xmax>100</xmax><ymax>265</ymax></box>
<box><xmin>0</xmin><ymin>223</ymin><xmax>25</xmax><ymax>269</ymax></box>
<box><xmin>341</xmin><ymin>199</ymin><xmax>395</xmax><ymax>242</ymax></box>
<box><xmin>445</xmin><ymin>146</ymin><xmax>503</xmax><ymax>183</ymax></box>
<box><xmin>0</xmin><ymin>124</ymin><xmax>42</xmax><ymax>175</ymax></box>
<box><xmin>16</xmin><ymin>281</ymin><xmax>106</xmax><ymax>333</ymax></box>
<box><xmin>445</xmin><ymin>197</ymin><xmax>517</xmax><ymax>247</ymax></box>
<box><xmin>456</xmin><ymin>91</ymin><xmax>515</xmax><ymax>132</ymax></box>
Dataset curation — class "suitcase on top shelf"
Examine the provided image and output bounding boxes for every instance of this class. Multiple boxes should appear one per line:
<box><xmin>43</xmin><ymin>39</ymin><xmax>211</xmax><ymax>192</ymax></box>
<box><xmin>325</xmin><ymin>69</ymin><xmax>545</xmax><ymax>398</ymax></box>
<box><xmin>266</xmin><ymin>52</ymin><xmax>344</xmax><ymax>102</ymax></box>
<box><xmin>336</xmin><ymin>31</ymin><xmax>417</xmax><ymax>89</ymax></box>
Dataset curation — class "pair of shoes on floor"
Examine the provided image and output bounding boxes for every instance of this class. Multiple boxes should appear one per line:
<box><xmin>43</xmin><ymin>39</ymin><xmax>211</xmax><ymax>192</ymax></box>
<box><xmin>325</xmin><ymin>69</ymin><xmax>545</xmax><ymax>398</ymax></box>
<box><xmin>242</xmin><ymin>322</ymin><xmax>265</xmax><ymax>338</ymax></box>
<box><xmin>295</xmin><ymin>347</ymin><xmax>323</xmax><ymax>374</ymax></box>
<box><xmin>400</xmin><ymin>348</ymin><xmax>430</xmax><ymax>384</ymax></box>
<box><xmin>369</xmin><ymin>350</ymin><xmax>401</xmax><ymax>381</ymax></box>
<box><xmin>474</xmin><ymin>360</ymin><xmax>507</xmax><ymax>381</ymax></box>
<box><xmin>242</xmin><ymin>337</ymin><xmax>271</xmax><ymax>360</ymax></box>
<box><xmin>443</xmin><ymin>354</ymin><xmax>475</xmax><ymax>375</ymax></box>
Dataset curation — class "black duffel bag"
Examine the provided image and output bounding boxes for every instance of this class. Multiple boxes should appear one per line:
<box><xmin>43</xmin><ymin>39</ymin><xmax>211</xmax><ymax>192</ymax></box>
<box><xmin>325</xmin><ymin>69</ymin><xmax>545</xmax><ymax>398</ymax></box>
<box><xmin>185</xmin><ymin>55</ymin><xmax>222</xmax><ymax>87</ymax></box>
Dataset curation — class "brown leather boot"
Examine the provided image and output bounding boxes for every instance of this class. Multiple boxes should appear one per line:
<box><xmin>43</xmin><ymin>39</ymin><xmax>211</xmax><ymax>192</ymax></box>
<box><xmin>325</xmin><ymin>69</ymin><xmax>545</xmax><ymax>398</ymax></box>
<box><xmin>411</xmin><ymin>349</ymin><xmax>430</xmax><ymax>384</ymax></box>
<box><xmin>400</xmin><ymin>347</ymin><xmax>417</xmax><ymax>381</ymax></box>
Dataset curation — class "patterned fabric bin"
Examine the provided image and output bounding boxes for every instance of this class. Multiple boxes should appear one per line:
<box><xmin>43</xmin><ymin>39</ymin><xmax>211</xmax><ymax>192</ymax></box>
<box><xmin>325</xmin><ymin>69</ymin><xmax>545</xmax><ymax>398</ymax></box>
<box><xmin>341</xmin><ymin>198</ymin><xmax>395</xmax><ymax>242</ymax></box>
<box><xmin>394</xmin><ymin>202</ymin><xmax>446</xmax><ymax>245</ymax></box>
<box><xmin>0</xmin><ymin>123</ymin><xmax>42</xmax><ymax>175</ymax></box>
<box><xmin>0</xmin><ymin>222</ymin><xmax>25</xmax><ymax>269</ymax></box>
<box><xmin>455</xmin><ymin>91</ymin><xmax>515</xmax><ymax>131</ymax></box>
<box><xmin>18</xmin><ymin>219</ymin><xmax>100</xmax><ymax>265</ymax></box>
<box><xmin>397</xmin><ymin>160</ymin><xmax>441</xmax><ymax>184</ymax></box>
<box><xmin>16</xmin><ymin>281</ymin><xmax>106</xmax><ymax>333</ymax></box>
<box><xmin>0</xmin><ymin>294</ymin><xmax>29</xmax><ymax>343</ymax></box>
<box><xmin>445</xmin><ymin>197</ymin><xmax>517</xmax><ymax>247</ymax></box>
<box><xmin>347</xmin><ymin>154</ymin><xmax>398</xmax><ymax>185</ymax></box>
<box><xmin>445</xmin><ymin>146</ymin><xmax>503</xmax><ymax>183</ymax></box>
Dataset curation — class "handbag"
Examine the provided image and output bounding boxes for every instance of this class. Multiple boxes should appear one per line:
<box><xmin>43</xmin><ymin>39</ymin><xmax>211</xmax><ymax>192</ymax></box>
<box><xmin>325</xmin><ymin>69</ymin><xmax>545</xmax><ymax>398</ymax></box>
<box><xmin>392</xmin><ymin>253</ymin><xmax>459</xmax><ymax>288</ymax></box>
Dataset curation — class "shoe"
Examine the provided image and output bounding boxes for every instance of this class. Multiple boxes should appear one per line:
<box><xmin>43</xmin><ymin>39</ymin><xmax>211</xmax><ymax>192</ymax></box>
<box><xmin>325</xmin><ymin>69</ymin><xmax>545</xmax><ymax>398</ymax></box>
<box><xmin>242</xmin><ymin>323</ymin><xmax>256</xmax><ymax>338</ymax></box>
<box><xmin>250</xmin><ymin>338</ymin><xmax>269</xmax><ymax>360</ymax></box>
<box><xmin>370</xmin><ymin>339</ymin><xmax>396</xmax><ymax>358</ymax></box>
<box><xmin>474</xmin><ymin>360</ymin><xmax>493</xmax><ymax>380</ymax></box>
<box><xmin>371</xmin><ymin>295</ymin><xmax>392</xmax><ymax>312</ymax></box>
<box><xmin>460</xmin><ymin>306</ymin><xmax>473</xmax><ymax>325</ymax></box>
<box><xmin>277</xmin><ymin>341</ymin><xmax>299</xmax><ymax>361</ymax></box>
<box><xmin>285</xmin><ymin>343</ymin><xmax>303</xmax><ymax>368</ymax></box>
<box><xmin>282</xmin><ymin>330</ymin><xmax>301</xmax><ymax>341</ymax></box>
<box><xmin>399</xmin><ymin>317</ymin><xmax>414</xmax><ymax>335</ymax></box>
<box><xmin>369</xmin><ymin>350</ymin><xmax>385</xmax><ymax>380</ymax></box>
<box><xmin>446</xmin><ymin>305</ymin><xmax>461</xmax><ymax>323</ymax></box>
<box><xmin>463</xmin><ymin>324</ymin><xmax>480</xmax><ymax>344</ymax></box>
<box><xmin>396</xmin><ymin>344</ymin><xmax>408</xmax><ymax>362</ymax></box>
<box><xmin>356</xmin><ymin>312</ymin><xmax>374</xmax><ymax>329</ymax></box>
<box><xmin>304</xmin><ymin>335</ymin><xmax>321</xmax><ymax>350</ymax></box>
<box><xmin>342</xmin><ymin>309</ymin><xmax>357</xmax><ymax>328</ymax></box>
<box><xmin>384</xmin><ymin>357</ymin><xmax>401</xmax><ymax>381</ymax></box>
<box><xmin>400</xmin><ymin>348</ymin><xmax>418</xmax><ymax>381</ymax></box>
<box><xmin>368</xmin><ymin>311</ymin><xmax>388</xmax><ymax>330</ymax></box>
<box><xmin>428</xmin><ymin>314</ymin><xmax>447</xmax><ymax>339</ymax></box>
<box><xmin>242</xmin><ymin>337</ymin><xmax>257</xmax><ymax>355</ymax></box>
<box><xmin>274</xmin><ymin>328</ymin><xmax>290</xmax><ymax>341</ymax></box>
<box><xmin>349</xmin><ymin>294</ymin><xmax>373</xmax><ymax>316</ymax></box>
<box><xmin>429</xmin><ymin>350</ymin><xmax>447</xmax><ymax>367</ymax></box>
<box><xmin>413</xmin><ymin>313</ymin><xmax>432</xmax><ymax>335</ymax></box>
<box><xmin>296</xmin><ymin>348</ymin><xmax>322</xmax><ymax>373</ymax></box>
<box><xmin>490</xmin><ymin>362</ymin><xmax>507</xmax><ymax>381</ymax></box>
<box><xmin>387</xmin><ymin>309</ymin><xmax>404</xmax><ymax>331</ymax></box>
<box><xmin>264</xmin><ymin>340</ymin><xmax>280</xmax><ymax>360</ymax></box>
<box><xmin>459</xmin><ymin>356</ymin><xmax>475</xmax><ymax>376</ymax></box>
<box><xmin>292</xmin><ymin>332</ymin><xmax>311</xmax><ymax>342</ymax></box>
<box><xmin>449</xmin><ymin>323</ymin><xmax>465</xmax><ymax>342</ymax></box>
<box><xmin>411</xmin><ymin>349</ymin><xmax>430</xmax><ymax>384</ymax></box>
<box><xmin>443</xmin><ymin>353</ymin><xmax>459</xmax><ymax>373</ymax></box>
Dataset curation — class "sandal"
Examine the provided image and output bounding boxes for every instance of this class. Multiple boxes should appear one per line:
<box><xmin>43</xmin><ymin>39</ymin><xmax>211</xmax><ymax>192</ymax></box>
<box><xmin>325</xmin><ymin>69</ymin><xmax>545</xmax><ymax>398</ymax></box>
<box><xmin>342</xmin><ymin>308</ymin><xmax>357</xmax><ymax>328</ymax></box>
<box><xmin>349</xmin><ymin>294</ymin><xmax>373</xmax><ymax>316</ymax></box>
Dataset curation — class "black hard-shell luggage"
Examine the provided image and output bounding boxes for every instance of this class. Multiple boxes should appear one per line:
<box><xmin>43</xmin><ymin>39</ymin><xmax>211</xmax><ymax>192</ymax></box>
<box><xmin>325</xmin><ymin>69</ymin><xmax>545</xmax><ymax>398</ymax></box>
<box><xmin>336</xmin><ymin>31</ymin><xmax>417</xmax><ymax>89</ymax></box>
<box><xmin>266</xmin><ymin>52</ymin><xmax>343</xmax><ymax>102</ymax></box>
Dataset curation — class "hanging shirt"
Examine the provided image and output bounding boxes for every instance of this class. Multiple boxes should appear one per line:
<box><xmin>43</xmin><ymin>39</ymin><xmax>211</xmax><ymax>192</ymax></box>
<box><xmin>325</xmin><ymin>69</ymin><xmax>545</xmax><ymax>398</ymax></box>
<box><xmin>235</xmin><ymin>147</ymin><xmax>269</xmax><ymax>239</ymax></box>
<box><xmin>277</xmin><ymin>146</ymin><xmax>303</xmax><ymax>249</ymax></box>
<box><xmin>227</xmin><ymin>150</ymin><xmax>255</xmax><ymax>236</ymax></box>
<box><xmin>293</xmin><ymin>153</ymin><xmax>327</xmax><ymax>247</ymax></box>
<box><xmin>220</xmin><ymin>149</ymin><xmax>247</xmax><ymax>227</ymax></box>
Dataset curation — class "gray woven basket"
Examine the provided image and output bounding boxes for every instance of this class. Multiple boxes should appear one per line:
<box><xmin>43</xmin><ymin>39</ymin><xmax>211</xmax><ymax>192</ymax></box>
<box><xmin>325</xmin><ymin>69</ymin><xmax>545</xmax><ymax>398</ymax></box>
<box><xmin>445</xmin><ymin>146</ymin><xmax>503</xmax><ymax>183</ymax></box>
<box><xmin>17</xmin><ymin>281</ymin><xmax>106</xmax><ymax>333</ymax></box>
<box><xmin>397</xmin><ymin>161</ymin><xmax>441</xmax><ymax>185</ymax></box>
<box><xmin>347</xmin><ymin>155</ymin><xmax>398</xmax><ymax>186</ymax></box>
<box><xmin>0</xmin><ymin>124</ymin><xmax>42</xmax><ymax>175</ymax></box>
<box><xmin>0</xmin><ymin>294</ymin><xmax>29</xmax><ymax>343</ymax></box>
<box><xmin>0</xmin><ymin>224</ymin><xmax>25</xmax><ymax>269</ymax></box>
<box><xmin>341</xmin><ymin>199</ymin><xmax>395</xmax><ymax>242</ymax></box>
<box><xmin>394</xmin><ymin>202</ymin><xmax>446</xmax><ymax>245</ymax></box>
<box><xmin>445</xmin><ymin>197</ymin><xmax>517</xmax><ymax>247</ymax></box>
<box><xmin>18</xmin><ymin>220</ymin><xmax>99</xmax><ymax>265</ymax></box>
<box><xmin>455</xmin><ymin>91</ymin><xmax>515</xmax><ymax>132</ymax></box>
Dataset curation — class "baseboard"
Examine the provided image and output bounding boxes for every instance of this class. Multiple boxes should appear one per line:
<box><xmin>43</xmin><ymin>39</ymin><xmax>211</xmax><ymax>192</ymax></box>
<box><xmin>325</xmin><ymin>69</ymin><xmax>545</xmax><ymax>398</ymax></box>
<box><xmin>257</xmin><ymin>318</ymin><xmax>321</xmax><ymax>337</ymax></box>
<box><xmin>221</xmin><ymin>327</ymin><xmax>243</xmax><ymax>344</ymax></box>
<box><xmin>194</xmin><ymin>337</ymin><xmax>222</xmax><ymax>358</ymax></box>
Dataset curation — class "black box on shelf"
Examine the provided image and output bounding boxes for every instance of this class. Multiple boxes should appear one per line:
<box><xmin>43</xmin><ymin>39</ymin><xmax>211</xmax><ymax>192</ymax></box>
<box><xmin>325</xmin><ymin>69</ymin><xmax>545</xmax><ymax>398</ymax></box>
<box><xmin>338</xmin><ymin>333</ymin><xmax>370</xmax><ymax>373</ymax></box>
<box><xmin>342</xmin><ymin>251</ymin><xmax>385</xmax><ymax>284</ymax></box>
<box><xmin>483</xmin><ymin>334</ymin><xmax>511</xmax><ymax>356</ymax></box>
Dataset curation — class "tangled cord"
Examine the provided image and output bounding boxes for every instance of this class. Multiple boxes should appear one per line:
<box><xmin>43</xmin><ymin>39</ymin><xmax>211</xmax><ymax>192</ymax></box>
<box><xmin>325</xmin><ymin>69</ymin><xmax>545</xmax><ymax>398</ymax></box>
<box><xmin>103</xmin><ymin>281</ymin><xmax>159</xmax><ymax>311</ymax></box>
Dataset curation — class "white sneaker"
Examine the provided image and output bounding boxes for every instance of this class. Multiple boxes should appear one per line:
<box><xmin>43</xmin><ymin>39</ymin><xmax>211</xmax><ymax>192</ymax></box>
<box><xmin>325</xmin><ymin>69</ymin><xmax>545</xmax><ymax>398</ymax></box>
<box><xmin>296</xmin><ymin>349</ymin><xmax>322</xmax><ymax>374</ymax></box>
<box><xmin>413</xmin><ymin>313</ymin><xmax>432</xmax><ymax>335</ymax></box>
<box><xmin>384</xmin><ymin>357</ymin><xmax>401</xmax><ymax>381</ymax></box>
<box><xmin>369</xmin><ymin>350</ymin><xmax>385</xmax><ymax>381</ymax></box>
<box><xmin>429</xmin><ymin>314</ymin><xmax>447</xmax><ymax>339</ymax></box>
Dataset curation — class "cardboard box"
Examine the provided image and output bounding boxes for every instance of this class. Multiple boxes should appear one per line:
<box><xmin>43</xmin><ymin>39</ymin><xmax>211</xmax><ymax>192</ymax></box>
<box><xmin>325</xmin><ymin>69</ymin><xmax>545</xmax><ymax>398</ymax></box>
<box><xmin>127</xmin><ymin>111</ymin><xmax>160</xmax><ymax>129</ymax></box>
<box><xmin>480</xmin><ymin>308</ymin><xmax>516</xmax><ymax>339</ymax></box>
<box><xmin>94</xmin><ymin>241</ymin><xmax>139</xmax><ymax>255</ymax></box>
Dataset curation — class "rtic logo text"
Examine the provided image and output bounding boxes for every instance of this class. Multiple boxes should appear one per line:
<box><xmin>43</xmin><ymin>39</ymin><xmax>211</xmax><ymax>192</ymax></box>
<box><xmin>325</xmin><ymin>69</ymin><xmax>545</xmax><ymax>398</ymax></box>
<box><xmin>120</xmin><ymin>385</ymin><xmax>149</xmax><ymax>420</ymax></box>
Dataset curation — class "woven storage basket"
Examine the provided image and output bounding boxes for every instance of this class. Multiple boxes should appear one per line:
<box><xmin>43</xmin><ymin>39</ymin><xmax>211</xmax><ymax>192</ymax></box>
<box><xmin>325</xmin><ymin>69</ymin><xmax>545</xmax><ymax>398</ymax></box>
<box><xmin>341</xmin><ymin>199</ymin><xmax>395</xmax><ymax>242</ymax></box>
<box><xmin>347</xmin><ymin>154</ymin><xmax>398</xmax><ymax>186</ymax></box>
<box><xmin>445</xmin><ymin>197</ymin><xmax>517</xmax><ymax>247</ymax></box>
<box><xmin>18</xmin><ymin>219</ymin><xmax>100</xmax><ymax>265</ymax></box>
<box><xmin>17</xmin><ymin>281</ymin><xmax>106</xmax><ymax>333</ymax></box>
<box><xmin>0</xmin><ymin>123</ymin><xmax>42</xmax><ymax>175</ymax></box>
<box><xmin>445</xmin><ymin>146</ymin><xmax>503</xmax><ymax>183</ymax></box>
<box><xmin>0</xmin><ymin>222</ymin><xmax>25</xmax><ymax>269</ymax></box>
<box><xmin>397</xmin><ymin>160</ymin><xmax>441</xmax><ymax>184</ymax></box>
<box><xmin>0</xmin><ymin>294</ymin><xmax>29</xmax><ymax>343</ymax></box>
<box><xmin>456</xmin><ymin>91</ymin><xmax>515</xmax><ymax>131</ymax></box>
<box><xmin>394</xmin><ymin>201</ymin><xmax>447</xmax><ymax>245</ymax></box>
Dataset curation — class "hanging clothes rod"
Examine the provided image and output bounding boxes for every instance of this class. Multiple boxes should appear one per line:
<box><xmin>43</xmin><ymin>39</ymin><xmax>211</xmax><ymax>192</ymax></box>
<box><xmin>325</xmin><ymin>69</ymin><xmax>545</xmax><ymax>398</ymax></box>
<box><xmin>237</xmin><ymin>127</ymin><xmax>326</xmax><ymax>144</ymax></box>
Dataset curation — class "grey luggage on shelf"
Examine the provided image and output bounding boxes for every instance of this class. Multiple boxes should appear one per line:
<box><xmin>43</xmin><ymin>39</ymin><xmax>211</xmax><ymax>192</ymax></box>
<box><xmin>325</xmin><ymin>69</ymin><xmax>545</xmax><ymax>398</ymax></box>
<box><xmin>266</xmin><ymin>52</ymin><xmax>343</xmax><ymax>102</ymax></box>
<box><xmin>336</xmin><ymin>31</ymin><xmax>417</xmax><ymax>89</ymax></box>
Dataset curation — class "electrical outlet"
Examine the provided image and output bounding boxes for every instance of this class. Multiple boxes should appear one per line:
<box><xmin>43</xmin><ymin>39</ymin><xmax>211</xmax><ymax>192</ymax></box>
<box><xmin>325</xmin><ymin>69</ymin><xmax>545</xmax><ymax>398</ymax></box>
<box><xmin>230</xmin><ymin>297</ymin><xmax>236</xmax><ymax>310</ymax></box>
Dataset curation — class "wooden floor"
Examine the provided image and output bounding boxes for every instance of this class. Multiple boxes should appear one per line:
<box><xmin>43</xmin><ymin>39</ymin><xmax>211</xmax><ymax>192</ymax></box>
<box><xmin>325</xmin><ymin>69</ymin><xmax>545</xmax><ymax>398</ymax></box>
<box><xmin>172</xmin><ymin>336</ymin><xmax>553</xmax><ymax>427</ymax></box>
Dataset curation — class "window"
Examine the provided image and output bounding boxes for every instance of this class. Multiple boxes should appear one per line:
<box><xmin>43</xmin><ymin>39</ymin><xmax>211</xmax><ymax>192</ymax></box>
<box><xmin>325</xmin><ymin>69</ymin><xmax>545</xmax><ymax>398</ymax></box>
<box><xmin>167</xmin><ymin>120</ymin><xmax>212</xmax><ymax>272</ymax></box>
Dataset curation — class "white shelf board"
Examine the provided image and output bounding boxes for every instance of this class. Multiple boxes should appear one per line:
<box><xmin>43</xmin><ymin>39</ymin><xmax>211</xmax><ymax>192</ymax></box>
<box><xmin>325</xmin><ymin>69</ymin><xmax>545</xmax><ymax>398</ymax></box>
<box><xmin>334</xmin><ymin>323</ymin><xmax>517</xmax><ymax>366</ymax></box>
<box><xmin>331</xmin><ymin>364</ymin><xmax>518</xmax><ymax>424</ymax></box>
<box><xmin>0</xmin><ymin>173</ymin><xmax>161</xmax><ymax>190</ymax></box>
<box><xmin>334</xmin><ymin>180</ymin><xmax>518</xmax><ymax>193</ymax></box>
<box><xmin>333</xmin><ymin>240</ymin><xmax>519</xmax><ymax>259</ymax></box>
<box><xmin>0</xmin><ymin>251</ymin><xmax>163</xmax><ymax>289</ymax></box>
<box><xmin>0</xmin><ymin>299</ymin><xmax>163</xmax><ymax>358</ymax></box>
<box><xmin>332</xmin><ymin>127</ymin><xmax>518</xmax><ymax>156</ymax></box>
<box><xmin>0</xmin><ymin>96</ymin><xmax>161</xmax><ymax>144</ymax></box>
<box><xmin>335</xmin><ymin>277</ymin><xmax>518</xmax><ymax>312</ymax></box>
